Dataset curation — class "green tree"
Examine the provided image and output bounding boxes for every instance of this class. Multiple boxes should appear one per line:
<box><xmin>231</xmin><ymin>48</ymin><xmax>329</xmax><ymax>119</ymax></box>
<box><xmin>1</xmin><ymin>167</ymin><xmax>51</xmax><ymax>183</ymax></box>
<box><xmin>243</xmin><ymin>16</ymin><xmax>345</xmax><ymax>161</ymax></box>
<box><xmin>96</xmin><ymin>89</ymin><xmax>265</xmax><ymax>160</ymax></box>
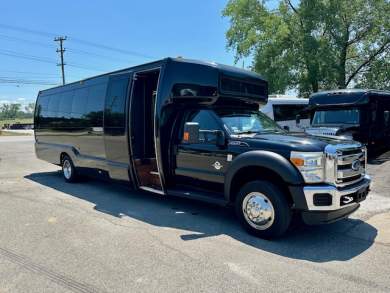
<box><xmin>0</xmin><ymin>103</ymin><xmax>22</xmax><ymax>119</ymax></box>
<box><xmin>24</xmin><ymin>102</ymin><xmax>36</xmax><ymax>114</ymax></box>
<box><xmin>223</xmin><ymin>0</ymin><xmax>390</xmax><ymax>96</ymax></box>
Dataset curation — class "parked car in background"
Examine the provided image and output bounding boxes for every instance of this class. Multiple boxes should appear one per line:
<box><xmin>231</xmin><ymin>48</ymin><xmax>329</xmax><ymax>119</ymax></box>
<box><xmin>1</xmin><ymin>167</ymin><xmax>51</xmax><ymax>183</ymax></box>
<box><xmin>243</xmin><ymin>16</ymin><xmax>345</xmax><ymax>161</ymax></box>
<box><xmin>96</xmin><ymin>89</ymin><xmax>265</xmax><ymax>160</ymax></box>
<box><xmin>302</xmin><ymin>89</ymin><xmax>390</xmax><ymax>149</ymax></box>
<box><xmin>260</xmin><ymin>95</ymin><xmax>309</xmax><ymax>132</ymax></box>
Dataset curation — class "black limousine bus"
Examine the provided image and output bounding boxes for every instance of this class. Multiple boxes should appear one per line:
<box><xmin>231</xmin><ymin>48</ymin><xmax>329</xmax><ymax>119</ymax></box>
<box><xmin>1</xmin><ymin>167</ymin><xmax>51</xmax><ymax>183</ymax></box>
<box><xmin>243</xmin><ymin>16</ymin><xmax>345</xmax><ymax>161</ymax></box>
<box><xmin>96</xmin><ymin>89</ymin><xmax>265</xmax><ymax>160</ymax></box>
<box><xmin>304</xmin><ymin>89</ymin><xmax>390</xmax><ymax>148</ymax></box>
<box><xmin>35</xmin><ymin>58</ymin><xmax>370</xmax><ymax>238</ymax></box>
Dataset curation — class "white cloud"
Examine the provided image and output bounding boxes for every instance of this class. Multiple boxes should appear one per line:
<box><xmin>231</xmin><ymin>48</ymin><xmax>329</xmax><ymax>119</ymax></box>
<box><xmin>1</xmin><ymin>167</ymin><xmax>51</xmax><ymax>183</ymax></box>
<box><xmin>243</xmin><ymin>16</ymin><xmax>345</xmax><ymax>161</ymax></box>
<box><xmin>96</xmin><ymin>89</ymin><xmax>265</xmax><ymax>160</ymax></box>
<box><xmin>17</xmin><ymin>97</ymin><xmax>26</xmax><ymax>101</ymax></box>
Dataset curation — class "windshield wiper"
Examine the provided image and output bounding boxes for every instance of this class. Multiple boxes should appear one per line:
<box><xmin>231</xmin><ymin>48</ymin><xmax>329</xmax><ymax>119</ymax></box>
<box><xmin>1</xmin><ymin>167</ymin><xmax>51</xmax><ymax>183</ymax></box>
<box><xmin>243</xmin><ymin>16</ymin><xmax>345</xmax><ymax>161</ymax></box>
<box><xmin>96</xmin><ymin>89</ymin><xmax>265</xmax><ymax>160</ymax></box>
<box><xmin>234</xmin><ymin>130</ymin><xmax>260</xmax><ymax>135</ymax></box>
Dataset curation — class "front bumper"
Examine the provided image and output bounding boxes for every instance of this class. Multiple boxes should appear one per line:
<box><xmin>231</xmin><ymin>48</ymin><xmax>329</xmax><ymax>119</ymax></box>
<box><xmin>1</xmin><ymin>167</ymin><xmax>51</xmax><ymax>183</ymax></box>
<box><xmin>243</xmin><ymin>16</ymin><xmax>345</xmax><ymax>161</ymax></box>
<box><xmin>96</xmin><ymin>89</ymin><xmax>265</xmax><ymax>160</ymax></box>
<box><xmin>303</xmin><ymin>175</ymin><xmax>371</xmax><ymax>211</ymax></box>
<box><xmin>301</xmin><ymin>204</ymin><xmax>360</xmax><ymax>225</ymax></box>
<box><xmin>289</xmin><ymin>175</ymin><xmax>370</xmax><ymax>225</ymax></box>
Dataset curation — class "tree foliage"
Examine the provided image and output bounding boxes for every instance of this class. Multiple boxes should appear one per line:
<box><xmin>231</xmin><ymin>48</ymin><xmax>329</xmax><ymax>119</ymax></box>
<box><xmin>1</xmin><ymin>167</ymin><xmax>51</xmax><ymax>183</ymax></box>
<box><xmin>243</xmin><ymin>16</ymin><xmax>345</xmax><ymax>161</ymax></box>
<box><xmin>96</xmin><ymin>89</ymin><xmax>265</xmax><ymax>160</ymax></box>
<box><xmin>0</xmin><ymin>103</ymin><xmax>34</xmax><ymax>120</ymax></box>
<box><xmin>223</xmin><ymin>0</ymin><xmax>390</xmax><ymax>96</ymax></box>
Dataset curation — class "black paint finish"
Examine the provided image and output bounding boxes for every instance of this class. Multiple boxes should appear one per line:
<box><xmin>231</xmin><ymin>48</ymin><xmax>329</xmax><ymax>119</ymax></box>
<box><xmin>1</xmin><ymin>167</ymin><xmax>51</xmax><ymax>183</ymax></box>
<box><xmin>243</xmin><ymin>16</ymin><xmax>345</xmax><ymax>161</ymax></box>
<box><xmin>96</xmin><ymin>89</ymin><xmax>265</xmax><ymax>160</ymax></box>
<box><xmin>34</xmin><ymin>57</ymin><xmax>344</xmax><ymax>210</ymax></box>
<box><xmin>308</xmin><ymin>89</ymin><xmax>390</xmax><ymax>147</ymax></box>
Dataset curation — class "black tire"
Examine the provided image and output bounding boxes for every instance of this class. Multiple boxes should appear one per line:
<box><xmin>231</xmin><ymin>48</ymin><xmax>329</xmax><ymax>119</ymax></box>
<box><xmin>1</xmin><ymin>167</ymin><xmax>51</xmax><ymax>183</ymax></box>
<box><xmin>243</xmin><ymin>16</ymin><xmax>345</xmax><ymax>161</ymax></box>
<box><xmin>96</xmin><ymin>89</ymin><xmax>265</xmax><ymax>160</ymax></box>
<box><xmin>235</xmin><ymin>180</ymin><xmax>292</xmax><ymax>239</ymax></box>
<box><xmin>61</xmin><ymin>155</ymin><xmax>78</xmax><ymax>183</ymax></box>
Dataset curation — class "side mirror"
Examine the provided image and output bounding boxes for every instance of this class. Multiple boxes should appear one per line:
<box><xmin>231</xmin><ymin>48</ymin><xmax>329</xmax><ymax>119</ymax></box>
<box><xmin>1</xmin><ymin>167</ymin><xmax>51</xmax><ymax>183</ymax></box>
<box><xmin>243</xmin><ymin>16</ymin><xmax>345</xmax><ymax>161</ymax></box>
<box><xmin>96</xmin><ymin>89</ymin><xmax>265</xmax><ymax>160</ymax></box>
<box><xmin>215</xmin><ymin>130</ymin><xmax>226</xmax><ymax>147</ymax></box>
<box><xmin>283</xmin><ymin>125</ymin><xmax>290</xmax><ymax>131</ymax></box>
<box><xmin>295</xmin><ymin>114</ymin><xmax>301</xmax><ymax>126</ymax></box>
<box><xmin>384</xmin><ymin>111</ymin><xmax>390</xmax><ymax>127</ymax></box>
<box><xmin>183</xmin><ymin>122</ymin><xmax>199</xmax><ymax>144</ymax></box>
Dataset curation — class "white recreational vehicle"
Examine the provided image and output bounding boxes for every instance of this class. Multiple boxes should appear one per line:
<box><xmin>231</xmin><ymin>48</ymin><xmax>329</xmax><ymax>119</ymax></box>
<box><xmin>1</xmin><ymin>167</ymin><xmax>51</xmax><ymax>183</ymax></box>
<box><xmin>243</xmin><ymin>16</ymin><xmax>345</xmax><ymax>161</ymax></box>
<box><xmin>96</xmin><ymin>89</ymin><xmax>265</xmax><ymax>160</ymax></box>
<box><xmin>260</xmin><ymin>95</ymin><xmax>309</xmax><ymax>132</ymax></box>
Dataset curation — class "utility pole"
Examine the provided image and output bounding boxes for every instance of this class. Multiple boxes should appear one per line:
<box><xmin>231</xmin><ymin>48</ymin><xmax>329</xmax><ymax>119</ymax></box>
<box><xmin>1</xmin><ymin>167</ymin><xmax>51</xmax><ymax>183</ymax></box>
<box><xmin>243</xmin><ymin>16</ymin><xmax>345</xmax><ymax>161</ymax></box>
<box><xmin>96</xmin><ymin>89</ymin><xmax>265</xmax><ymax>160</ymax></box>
<box><xmin>54</xmin><ymin>36</ymin><xmax>67</xmax><ymax>85</ymax></box>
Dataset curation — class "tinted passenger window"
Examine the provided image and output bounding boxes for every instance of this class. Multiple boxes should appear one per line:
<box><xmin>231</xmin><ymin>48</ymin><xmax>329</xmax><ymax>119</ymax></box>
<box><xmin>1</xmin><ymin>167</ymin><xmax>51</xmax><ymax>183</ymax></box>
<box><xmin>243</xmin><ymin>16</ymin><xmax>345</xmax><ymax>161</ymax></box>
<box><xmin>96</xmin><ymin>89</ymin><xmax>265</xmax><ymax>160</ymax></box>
<box><xmin>72</xmin><ymin>87</ymin><xmax>88</xmax><ymax>116</ymax></box>
<box><xmin>48</xmin><ymin>94</ymin><xmax>61</xmax><ymax>115</ymax></box>
<box><xmin>35</xmin><ymin>95</ymin><xmax>49</xmax><ymax>128</ymax></box>
<box><xmin>70</xmin><ymin>87</ymin><xmax>88</xmax><ymax>127</ymax></box>
<box><xmin>105</xmin><ymin>77</ymin><xmax>129</xmax><ymax>127</ymax></box>
<box><xmin>59</xmin><ymin>91</ymin><xmax>74</xmax><ymax>115</ymax></box>
<box><xmin>85</xmin><ymin>84</ymin><xmax>105</xmax><ymax>126</ymax></box>
<box><xmin>38</xmin><ymin>95</ymin><xmax>50</xmax><ymax>111</ymax></box>
<box><xmin>87</xmin><ymin>84</ymin><xmax>106</xmax><ymax>113</ymax></box>
<box><xmin>184</xmin><ymin>110</ymin><xmax>221</xmax><ymax>144</ymax></box>
<box><xmin>273</xmin><ymin>104</ymin><xmax>309</xmax><ymax>121</ymax></box>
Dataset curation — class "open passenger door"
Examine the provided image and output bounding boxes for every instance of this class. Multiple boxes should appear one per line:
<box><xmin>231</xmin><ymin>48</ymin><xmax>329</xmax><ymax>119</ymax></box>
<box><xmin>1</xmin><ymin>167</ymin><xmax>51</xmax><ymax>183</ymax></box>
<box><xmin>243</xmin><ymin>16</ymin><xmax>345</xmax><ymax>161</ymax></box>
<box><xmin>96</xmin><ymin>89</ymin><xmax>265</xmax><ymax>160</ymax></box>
<box><xmin>129</xmin><ymin>69</ymin><xmax>163</xmax><ymax>193</ymax></box>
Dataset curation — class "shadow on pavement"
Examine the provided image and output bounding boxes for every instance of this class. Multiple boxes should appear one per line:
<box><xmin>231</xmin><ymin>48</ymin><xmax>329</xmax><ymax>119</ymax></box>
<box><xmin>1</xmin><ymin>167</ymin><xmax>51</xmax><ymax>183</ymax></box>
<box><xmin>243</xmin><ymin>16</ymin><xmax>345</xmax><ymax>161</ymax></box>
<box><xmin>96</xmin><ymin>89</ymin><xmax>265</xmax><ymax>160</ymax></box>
<box><xmin>25</xmin><ymin>171</ymin><xmax>377</xmax><ymax>263</ymax></box>
<box><xmin>368</xmin><ymin>149</ymin><xmax>390</xmax><ymax>165</ymax></box>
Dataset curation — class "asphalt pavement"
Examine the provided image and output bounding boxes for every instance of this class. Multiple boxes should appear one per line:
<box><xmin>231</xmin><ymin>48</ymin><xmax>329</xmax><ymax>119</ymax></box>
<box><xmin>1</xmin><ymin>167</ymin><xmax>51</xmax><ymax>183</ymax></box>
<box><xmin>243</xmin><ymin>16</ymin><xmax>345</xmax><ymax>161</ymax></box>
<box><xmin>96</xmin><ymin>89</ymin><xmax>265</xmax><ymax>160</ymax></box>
<box><xmin>1</xmin><ymin>135</ymin><xmax>390</xmax><ymax>293</ymax></box>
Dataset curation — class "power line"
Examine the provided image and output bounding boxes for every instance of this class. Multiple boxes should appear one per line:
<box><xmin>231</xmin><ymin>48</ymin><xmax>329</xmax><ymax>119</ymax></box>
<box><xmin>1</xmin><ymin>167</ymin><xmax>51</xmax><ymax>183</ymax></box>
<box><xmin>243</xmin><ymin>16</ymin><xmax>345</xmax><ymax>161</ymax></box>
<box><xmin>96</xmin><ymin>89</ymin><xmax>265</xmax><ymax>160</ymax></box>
<box><xmin>0</xmin><ymin>23</ymin><xmax>55</xmax><ymax>37</ymax></box>
<box><xmin>0</xmin><ymin>78</ymin><xmax>59</xmax><ymax>86</ymax></box>
<box><xmin>0</xmin><ymin>49</ymin><xmax>106</xmax><ymax>72</ymax></box>
<box><xmin>54</xmin><ymin>36</ymin><xmax>67</xmax><ymax>85</ymax></box>
<box><xmin>67</xmin><ymin>47</ymin><xmax>132</xmax><ymax>63</ymax></box>
<box><xmin>0</xmin><ymin>33</ymin><xmax>56</xmax><ymax>49</ymax></box>
<box><xmin>0</xmin><ymin>49</ymin><xmax>57</xmax><ymax>63</ymax></box>
<box><xmin>0</xmin><ymin>33</ymin><xmax>132</xmax><ymax>63</ymax></box>
<box><xmin>0</xmin><ymin>70</ymin><xmax>59</xmax><ymax>77</ymax></box>
<box><xmin>0</xmin><ymin>23</ymin><xmax>157</xmax><ymax>59</ymax></box>
<box><xmin>0</xmin><ymin>75</ymin><xmax>60</xmax><ymax>80</ymax></box>
<box><xmin>68</xmin><ymin>37</ymin><xmax>156</xmax><ymax>59</ymax></box>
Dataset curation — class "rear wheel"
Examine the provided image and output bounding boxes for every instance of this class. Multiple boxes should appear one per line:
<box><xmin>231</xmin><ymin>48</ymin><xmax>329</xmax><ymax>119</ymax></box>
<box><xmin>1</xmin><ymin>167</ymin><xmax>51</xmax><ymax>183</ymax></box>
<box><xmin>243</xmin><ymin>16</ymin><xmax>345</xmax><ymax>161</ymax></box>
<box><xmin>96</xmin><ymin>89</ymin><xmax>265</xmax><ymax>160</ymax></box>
<box><xmin>235</xmin><ymin>180</ymin><xmax>292</xmax><ymax>239</ymax></box>
<box><xmin>61</xmin><ymin>155</ymin><xmax>78</xmax><ymax>183</ymax></box>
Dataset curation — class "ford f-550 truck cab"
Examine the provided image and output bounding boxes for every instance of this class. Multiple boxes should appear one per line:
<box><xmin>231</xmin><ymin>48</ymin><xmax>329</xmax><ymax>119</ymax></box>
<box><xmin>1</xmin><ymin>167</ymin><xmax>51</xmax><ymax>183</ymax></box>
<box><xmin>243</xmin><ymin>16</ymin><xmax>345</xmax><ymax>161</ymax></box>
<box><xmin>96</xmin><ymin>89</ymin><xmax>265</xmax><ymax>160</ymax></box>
<box><xmin>34</xmin><ymin>58</ymin><xmax>370</xmax><ymax>238</ymax></box>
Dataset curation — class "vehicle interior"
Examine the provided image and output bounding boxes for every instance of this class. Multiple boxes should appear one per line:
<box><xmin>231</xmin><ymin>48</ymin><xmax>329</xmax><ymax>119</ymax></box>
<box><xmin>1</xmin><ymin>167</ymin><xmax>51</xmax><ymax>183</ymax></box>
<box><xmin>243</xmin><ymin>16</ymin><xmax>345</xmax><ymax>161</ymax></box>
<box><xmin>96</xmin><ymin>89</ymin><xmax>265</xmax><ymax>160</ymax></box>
<box><xmin>130</xmin><ymin>69</ymin><xmax>163</xmax><ymax>191</ymax></box>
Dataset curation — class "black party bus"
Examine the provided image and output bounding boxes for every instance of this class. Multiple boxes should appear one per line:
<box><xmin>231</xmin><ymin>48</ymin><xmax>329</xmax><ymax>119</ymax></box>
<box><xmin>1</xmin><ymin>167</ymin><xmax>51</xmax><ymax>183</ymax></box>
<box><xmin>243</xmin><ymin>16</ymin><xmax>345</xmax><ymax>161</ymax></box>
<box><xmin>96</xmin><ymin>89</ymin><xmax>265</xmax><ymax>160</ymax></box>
<box><xmin>34</xmin><ymin>57</ymin><xmax>370</xmax><ymax>238</ymax></box>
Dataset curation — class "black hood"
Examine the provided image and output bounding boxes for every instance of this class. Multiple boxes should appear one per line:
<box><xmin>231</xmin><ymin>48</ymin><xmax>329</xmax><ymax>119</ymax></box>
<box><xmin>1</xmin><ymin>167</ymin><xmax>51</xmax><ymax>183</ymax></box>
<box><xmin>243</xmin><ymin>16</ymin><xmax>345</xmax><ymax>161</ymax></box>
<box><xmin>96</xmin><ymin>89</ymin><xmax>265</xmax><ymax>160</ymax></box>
<box><xmin>233</xmin><ymin>132</ymin><xmax>355</xmax><ymax>159</ymax></box>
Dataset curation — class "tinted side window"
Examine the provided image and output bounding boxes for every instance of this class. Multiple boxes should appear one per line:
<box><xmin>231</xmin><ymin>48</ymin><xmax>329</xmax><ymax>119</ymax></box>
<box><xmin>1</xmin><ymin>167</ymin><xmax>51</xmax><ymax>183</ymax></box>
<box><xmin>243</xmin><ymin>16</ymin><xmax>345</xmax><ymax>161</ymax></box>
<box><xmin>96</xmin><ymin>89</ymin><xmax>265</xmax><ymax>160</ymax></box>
<box><xmin>85</xmin><ymin>84</ymin><xmax>106</xmax><ymax>126</ymax></box>
<box><xmin>184</xmin><ymin>110</ymin><xmax>221</xmax><ymax>144</ymax></box>
<box><xmin>273</xmin><ymin>104</ymin><xmax>309</xmax><ymax>121</ymax></box>
<box><xmin>38</xmin><ymin>95</ymin><xmax>50</xmax><ymax>111</ymax></box>
<box><xmin>71</xmin><ymin>87</ymin><xmax>88</xmax><ymax>127</ymax></box>
<box><xmin>59</xmin><ymin>91</ymin><xmax>74</xmax><ymax>116</ymax></box>
<box><xmin>105</xmin><ymin>77</ymin><xmax>129</xmax><ymax>127</ymax></box>
<box><xmin>72</xmin><ymin>87</ymin><xmax>88</xmax><ymax>116</ymax></box>
<box><xmin>87</xmin><ymin>84</ymin><xmax>106</xmax><ymax>113</ymax></box>
<box><xmin>55</xmin><ymin>91</ymin><xmax>73</xmax><ymax>127</ymax></box>
<box><xmin>35</xmin><ymin>95</ymin><xmax>49</xmax><ymax>128</ymax></box>
<box><xmin>48</xmin><ymin>94</ymin><xmax>61</xmax><ymax>116</ymax></box>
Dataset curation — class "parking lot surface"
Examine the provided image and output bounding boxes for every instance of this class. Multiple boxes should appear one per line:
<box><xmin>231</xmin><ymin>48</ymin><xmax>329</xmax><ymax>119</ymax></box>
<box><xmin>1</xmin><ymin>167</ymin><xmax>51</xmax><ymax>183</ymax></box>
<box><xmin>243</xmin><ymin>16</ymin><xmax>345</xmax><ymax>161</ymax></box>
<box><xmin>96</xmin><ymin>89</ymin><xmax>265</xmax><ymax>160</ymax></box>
<box><xmin>1</xmin><ymin>136</ymin><xmax>390</xmax><ymax>292</ymax></box>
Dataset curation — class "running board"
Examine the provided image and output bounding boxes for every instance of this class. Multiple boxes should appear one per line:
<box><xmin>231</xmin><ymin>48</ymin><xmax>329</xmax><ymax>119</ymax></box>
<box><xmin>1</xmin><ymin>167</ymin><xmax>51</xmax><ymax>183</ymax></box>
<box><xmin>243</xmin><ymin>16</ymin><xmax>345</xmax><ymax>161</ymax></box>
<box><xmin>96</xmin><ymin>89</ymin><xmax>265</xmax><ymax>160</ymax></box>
<box><xmin>167</xmin><ymin>189</ymin><xmax>228</xmax><ymax>206</ymax></box>
<box><xmin>139</xmin><ymin>186</ymin><xmax>165</xmax><ymax>195</ymax></box>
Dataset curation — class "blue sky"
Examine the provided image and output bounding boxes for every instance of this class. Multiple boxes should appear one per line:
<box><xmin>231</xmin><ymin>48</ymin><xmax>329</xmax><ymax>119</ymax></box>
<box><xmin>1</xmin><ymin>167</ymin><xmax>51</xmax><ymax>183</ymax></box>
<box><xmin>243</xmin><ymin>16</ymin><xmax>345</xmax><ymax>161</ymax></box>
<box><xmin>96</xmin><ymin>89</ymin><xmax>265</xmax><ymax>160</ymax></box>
<box><xmin>0</xmin><ymin>0</ymin><xmax>278</xmax><ymax>106</ymax></box>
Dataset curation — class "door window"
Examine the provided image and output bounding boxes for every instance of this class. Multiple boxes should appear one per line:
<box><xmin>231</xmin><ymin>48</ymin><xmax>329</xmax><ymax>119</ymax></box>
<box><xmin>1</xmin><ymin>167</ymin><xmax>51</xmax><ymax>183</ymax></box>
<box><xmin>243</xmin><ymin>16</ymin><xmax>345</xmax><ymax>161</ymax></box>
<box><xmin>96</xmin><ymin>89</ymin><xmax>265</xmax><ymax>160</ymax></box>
<box><xmin>183</xmin><ymin>110</ymin><xmax>221</xmax><ymax>144</ymax></box>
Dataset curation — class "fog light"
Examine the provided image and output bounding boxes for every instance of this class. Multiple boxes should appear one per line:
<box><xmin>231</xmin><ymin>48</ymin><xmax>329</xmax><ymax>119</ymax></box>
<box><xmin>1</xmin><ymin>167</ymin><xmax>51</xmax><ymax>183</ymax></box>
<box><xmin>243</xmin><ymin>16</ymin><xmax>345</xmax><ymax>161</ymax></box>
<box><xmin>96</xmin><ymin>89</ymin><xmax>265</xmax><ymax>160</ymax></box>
<box><xmin>313</xmin><ymin>193</ymin><xmax>332</xmax><ymax>206</ymax></box>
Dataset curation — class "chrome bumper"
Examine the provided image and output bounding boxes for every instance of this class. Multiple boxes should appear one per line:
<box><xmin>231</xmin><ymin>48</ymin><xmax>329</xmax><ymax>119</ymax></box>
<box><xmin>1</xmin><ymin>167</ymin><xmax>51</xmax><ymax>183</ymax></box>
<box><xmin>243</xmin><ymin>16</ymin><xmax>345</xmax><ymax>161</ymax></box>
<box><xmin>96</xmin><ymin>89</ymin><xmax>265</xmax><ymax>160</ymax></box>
<box><xmin>303</xmin><ymin>175</ymin><xmax>371</xmax><ymax>211</ymax></box>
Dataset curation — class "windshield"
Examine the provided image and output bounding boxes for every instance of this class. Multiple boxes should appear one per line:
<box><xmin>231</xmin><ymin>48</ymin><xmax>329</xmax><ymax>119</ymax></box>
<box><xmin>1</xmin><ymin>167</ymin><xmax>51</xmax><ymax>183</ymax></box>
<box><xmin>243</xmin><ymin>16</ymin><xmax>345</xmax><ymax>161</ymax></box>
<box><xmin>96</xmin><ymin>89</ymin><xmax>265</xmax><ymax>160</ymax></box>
<box><xmin>215</xmin><ymin>109</ymin><xmax>284</xmax><ymax>135</ymax></box>
<box><xmin>312</xmin><ymin>109</ymin><xmax>360</xmax><ymax>126</ymax></box>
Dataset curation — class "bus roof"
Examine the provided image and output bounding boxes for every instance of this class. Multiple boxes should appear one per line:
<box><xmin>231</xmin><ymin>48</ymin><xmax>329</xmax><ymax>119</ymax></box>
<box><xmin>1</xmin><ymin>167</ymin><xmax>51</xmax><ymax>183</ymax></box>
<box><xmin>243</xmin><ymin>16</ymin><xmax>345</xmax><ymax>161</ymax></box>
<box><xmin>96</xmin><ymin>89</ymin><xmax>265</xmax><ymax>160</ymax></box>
<box><xmin>38</xmin><ymin>57</ymin><xmax>266</xmax><ymax>96</ymax></box>
<box><xmin>309</xmin><ymin>89</ymin><xmax>390</xmax><ymax>106</ymax></box>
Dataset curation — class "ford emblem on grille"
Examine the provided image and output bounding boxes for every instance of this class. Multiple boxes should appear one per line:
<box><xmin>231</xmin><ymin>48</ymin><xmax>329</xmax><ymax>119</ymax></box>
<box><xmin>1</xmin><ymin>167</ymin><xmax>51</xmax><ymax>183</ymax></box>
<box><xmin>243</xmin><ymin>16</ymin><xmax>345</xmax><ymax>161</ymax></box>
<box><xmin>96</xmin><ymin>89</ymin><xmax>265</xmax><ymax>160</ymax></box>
<box><xmin>351</xmin><ymin>159</ymin><xmax>361</xmax><ymax>171</ymax></box>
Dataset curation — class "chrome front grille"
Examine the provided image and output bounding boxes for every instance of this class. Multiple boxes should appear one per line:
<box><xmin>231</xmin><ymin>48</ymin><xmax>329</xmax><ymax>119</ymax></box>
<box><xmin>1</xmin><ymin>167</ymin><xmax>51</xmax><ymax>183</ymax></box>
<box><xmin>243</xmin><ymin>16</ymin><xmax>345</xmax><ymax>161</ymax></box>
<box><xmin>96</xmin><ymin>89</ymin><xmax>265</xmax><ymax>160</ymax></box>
<box><xmin>324</xmin><ymin>143</ymin><xmax>366</xmax><ymax>187</ymax></box>
<box><xmin>336</xmin><ymin>147</ymin><xmax>366</xmax><ymax>186</ymax></box>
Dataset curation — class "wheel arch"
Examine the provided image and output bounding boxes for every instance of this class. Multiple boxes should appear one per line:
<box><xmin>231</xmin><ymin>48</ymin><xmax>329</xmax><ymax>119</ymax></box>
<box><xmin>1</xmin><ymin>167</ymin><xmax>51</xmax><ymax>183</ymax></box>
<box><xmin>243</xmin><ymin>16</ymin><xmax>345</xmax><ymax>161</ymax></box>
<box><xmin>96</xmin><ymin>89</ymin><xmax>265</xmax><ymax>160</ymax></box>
<box><xmin>225</xmin><ymin>151</ymin><xmax>304</xmax><ymax>203</ymax></box>
<box><xmin>60</xmin><ymin>152</ymin><xmax>68</xmax><ymax>163</ymax></box>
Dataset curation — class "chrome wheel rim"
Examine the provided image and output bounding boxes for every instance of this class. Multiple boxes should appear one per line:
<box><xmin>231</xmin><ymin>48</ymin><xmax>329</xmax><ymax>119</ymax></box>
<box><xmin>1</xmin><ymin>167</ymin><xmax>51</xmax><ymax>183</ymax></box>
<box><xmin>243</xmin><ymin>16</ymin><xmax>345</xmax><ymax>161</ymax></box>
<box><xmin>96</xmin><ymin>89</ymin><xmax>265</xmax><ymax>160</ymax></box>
<box><xmin>63</xmin><ymin>160</ymin><xmax>72</xmax><ymax>179</ymax></box>
<box><xmin>242</xmin><ymin>192</ymin><xmax>275</xmax><ymax>230</ymax></box>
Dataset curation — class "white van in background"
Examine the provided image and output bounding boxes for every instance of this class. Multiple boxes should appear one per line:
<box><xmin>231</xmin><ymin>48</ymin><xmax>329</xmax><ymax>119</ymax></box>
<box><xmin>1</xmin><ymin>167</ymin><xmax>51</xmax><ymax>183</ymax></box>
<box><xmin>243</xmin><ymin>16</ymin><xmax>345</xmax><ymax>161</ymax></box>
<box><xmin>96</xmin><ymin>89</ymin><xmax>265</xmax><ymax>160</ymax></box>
<box><xmin>260</xmin><ymin>95</ymin><xmax>310</xmax><ymax>132</ymax></box>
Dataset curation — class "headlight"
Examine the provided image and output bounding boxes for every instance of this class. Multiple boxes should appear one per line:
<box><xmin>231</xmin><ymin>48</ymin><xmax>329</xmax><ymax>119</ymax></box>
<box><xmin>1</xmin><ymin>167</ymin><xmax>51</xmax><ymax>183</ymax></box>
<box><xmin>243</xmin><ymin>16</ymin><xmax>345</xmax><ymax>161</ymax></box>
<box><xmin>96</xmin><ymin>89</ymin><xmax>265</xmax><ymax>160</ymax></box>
<box><xmin>290</xmin><ymin>152</ymin><xmax>324</xmax><ymax>183</ymax></box>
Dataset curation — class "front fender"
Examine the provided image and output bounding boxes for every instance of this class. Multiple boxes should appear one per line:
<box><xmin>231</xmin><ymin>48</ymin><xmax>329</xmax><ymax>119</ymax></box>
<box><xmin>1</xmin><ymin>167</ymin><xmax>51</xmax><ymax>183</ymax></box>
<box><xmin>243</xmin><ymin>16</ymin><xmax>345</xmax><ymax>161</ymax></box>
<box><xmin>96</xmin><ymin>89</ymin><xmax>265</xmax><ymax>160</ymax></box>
<box><xmin>224</xmin><ymin>150</ymin><xmax>304</xmax><ymax>200</ymax></box>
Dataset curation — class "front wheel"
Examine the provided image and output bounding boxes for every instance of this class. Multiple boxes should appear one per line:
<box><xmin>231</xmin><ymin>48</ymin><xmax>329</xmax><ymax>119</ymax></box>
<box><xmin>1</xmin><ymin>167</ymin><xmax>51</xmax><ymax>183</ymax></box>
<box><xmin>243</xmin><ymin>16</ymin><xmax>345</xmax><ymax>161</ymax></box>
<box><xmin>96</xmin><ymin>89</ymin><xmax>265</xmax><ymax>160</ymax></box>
<box><xmin>235</xmin><ymin>180</ymin><xmax>292</xmax><ymax>239</ymax></box>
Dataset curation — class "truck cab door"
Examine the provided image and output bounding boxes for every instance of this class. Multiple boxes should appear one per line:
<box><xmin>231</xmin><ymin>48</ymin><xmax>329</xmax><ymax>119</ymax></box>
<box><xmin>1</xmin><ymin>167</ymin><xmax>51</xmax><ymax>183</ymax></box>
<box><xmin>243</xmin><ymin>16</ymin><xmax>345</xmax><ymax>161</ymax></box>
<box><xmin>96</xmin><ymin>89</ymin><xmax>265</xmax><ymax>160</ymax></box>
<box><xmin>174</xmin><ymin>110</ymin><xmax>229</xmax><ymax>194</ymax></box>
